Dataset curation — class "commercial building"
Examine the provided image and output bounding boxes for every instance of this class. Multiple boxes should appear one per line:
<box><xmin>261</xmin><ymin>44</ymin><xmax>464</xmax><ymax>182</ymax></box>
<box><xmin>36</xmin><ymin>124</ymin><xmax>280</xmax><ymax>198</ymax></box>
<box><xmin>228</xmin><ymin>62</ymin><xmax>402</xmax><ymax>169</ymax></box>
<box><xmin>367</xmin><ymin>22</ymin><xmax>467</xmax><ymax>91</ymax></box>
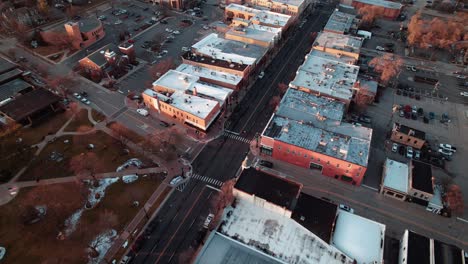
<box><xmin>408</xmin><ymin>160</ymin><xmax>434</xmax><ymax>202</ymax></box>
<box><xmin>142</xmin><ymin>89</ymin><xmax>221</xmax><ymax>131</ymax></box>
<box><xmin>225</xmin><ymin>24</ymin><xmax>279</xmax><ymax>48</ymax></box>
<box><xmin>344</xmin><ymin>0</ymin><xmax>403</xmax><ymax>20</ymax></box>
<box><xmin>391</xmin><ymin>123</ymin><xmax>426</xmax><ymax>149</ymax></box>
<box><xmin>260</xmin><ymin>89</ymin><xmax>372</xmax><ymax>186</ymax></box>
<box><xmin>0</xmin><ymin>78</ymin><xmax>33</xmax><ymax>103</ymax></box>
<box><xmin>312</xmin><ymin>31</ymin><xmax>363</xmax><ymax>61</ymax></box>
<box><xmin>176</xmin><ymin>64</ymin><xmax>244</xmax><ymax>90</ymax></box>
<box><xmin>399</xmin><ymin>230</ymin><xmax>466</xmax><ymax>264</ymax></box>
<box><xmin>0</xmin><ymin>56</ymin><xmax>17</xmax><ymax>75</ymax></box>
<box><xmin>289</xmin><ymin>49</ymin><xmax>360</xmax><ymax>107</ymax></box>
<box><xmin>78</xmin><ymin>43</ymin><xmax>134</xmax><ymax>78</ymax></box>
<box><xmin>244</xmin><ymin>0</ymin><xmax>309</xmax><ymax>16</ymax></box>
<box><xmin>324</xmin><ymin>9</ymin><xmax>359</xmax><ymax>34</ymax></box>
<box><xmin>380</xmin><ymin>158</ymin><xmax>409</xmax><ymax>201</ymax></box>
<box><xmin>331</xmin><ymin>210</ymin><xmax>385</xmax><ymax>264</ymax></box>
<box><xmin>225</xmin><ymin>4</ymin><xmax>292</xmax><ymax>29</ymax></box>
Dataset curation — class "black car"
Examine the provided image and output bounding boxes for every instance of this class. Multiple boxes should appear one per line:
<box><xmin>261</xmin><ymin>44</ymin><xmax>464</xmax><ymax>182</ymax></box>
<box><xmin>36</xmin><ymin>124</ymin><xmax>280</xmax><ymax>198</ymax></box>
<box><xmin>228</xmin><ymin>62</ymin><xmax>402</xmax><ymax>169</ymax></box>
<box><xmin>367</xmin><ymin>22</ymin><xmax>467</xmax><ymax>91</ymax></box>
<box><xmin>143</xmin><ymin>7</ymin><xmax>149</xmax><ymax>11</ymax></box>
<box><xmin>259</xmin><ymin>160</ymin><xmax>273</xmax><ymax>168</ymax></box>
<box><xmin>160</xmin><ymin>121</ymin><xmax>170</xmax><ymax>127</ymax></box>
<box><xmin>358</xmin><ymin>115</ymin><xmax>371</xmax><ymax>124</ymax></box>
<box><xmin>160</xmin><ymin>20</ymin><xmax>168</xmax><ymax>24</ymax></box>
<box><xmin>385</xmin><ymin>48</ymin><xmax>394</xmax><ymax>53</ymax></box>
<box><xmin>81</xmin><ymin>92</ymin><xmax>88</xmax><ymax>97</ymax></box>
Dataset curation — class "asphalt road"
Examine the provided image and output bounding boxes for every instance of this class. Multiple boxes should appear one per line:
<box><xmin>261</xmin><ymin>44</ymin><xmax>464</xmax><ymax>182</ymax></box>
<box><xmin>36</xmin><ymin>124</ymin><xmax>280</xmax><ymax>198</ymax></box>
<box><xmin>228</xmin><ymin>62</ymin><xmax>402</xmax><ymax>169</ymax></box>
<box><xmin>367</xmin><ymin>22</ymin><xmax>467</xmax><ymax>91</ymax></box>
<box><xmin>130</xmin><ymin>5</ymin><xmax>335</xmax><ymax>264</ymax></box>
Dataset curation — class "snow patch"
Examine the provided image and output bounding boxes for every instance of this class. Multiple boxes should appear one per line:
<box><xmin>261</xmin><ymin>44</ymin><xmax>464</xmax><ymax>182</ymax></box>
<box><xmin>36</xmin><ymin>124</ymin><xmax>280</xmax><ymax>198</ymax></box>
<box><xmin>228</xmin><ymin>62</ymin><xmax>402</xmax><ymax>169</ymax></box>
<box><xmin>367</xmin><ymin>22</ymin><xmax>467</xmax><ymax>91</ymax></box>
<box><xmin>87</xmin><ymin>229</ymin><xmax>117</xmax><ymax>264</ymax></box>
<box><xmin>122</xmin><ymin>174</ymin><xmax>138</xmax><ymax>183</ymax></box>
<box><xmin>0</xmin><ymin>247</ymin><xmax>5</xmax><ymax>260</ymax></box>
<box><xmin>116</xmin><ymin>158</ymin><xmax>143</xmax><ymax>172</ymax></box>
<box><xmin>64</xmin><ymin>209</ymin><xmax>84</xmax><ymax>236</ymax></box>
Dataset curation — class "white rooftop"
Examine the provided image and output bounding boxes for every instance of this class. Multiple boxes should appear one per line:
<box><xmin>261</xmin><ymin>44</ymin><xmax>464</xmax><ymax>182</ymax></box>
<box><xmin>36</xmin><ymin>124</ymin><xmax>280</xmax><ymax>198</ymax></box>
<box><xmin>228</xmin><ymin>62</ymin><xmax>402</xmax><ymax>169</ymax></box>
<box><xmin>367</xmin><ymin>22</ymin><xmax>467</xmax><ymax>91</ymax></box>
<box><xmin>153</xmin><ymin>69</ymin><xmax>232</xmax><ymax>104</ymax></box>
<box><xmin>219</xmin><ymin>198</ymin><xmax>355</xmax><ymax>264</ymax></box>
<box><xmin>290</xmin><ymin>51</ymin><xmax>359</xmax><ymax>102</ymax></box>
<box><xmin>354</xmin><ymin>0</ymin><xmax>403</xmax><ymax>9</ymax></box>
<box><xmin>143</xmin><ymin>89</ymin><xmax>219</xmax><ymax>119</ymax></box>
<box><xmin>332</xmin><ymin>211</ymin><xmax>386</xmax><ymax>264</ymax></box>
<box><xmin>251</xmin><ymin>0</ymin><xmax>305</xmax><ymax>8</ymax></box>
<box><xmin>226</xmin><ymin>26</ymin><xmax>277</xmax><ymax>45</ymax></box>
<box><xmin>176</xmin><ymin>64</ymin><xmax>243</xmax><ymax>86</ymax></box>
<box><xmin>191</xmin><ymin>33</ymin><xmax>266</xmax><ymax>65</ymax></box>
<box><xmin>324</xmin><ymin>10</ymin><xmax>356</xmax><ymax>34</ymax></box>
<box><xmin>276</xmin><ymin>88</ymin><xmax>345</xmax><ymax>124</ymax></box>
<box><xmin>226</xmin><ymin>4</ymin><xmax>291</xmax><ymax>28</ymax></box>
<box><xmin>383</xmin><ymin>158</ymin><xmax>409</xmax><ymax>194</ymax></box>
<box><xmin>313</xmin><ymin>31</ymin><xmax>363</xmax><ymax>54</ymax></box>
<box><xmin>263</xmin><ymin>115</ymin><xmax>372</xmax><ymax>166</ymax></box>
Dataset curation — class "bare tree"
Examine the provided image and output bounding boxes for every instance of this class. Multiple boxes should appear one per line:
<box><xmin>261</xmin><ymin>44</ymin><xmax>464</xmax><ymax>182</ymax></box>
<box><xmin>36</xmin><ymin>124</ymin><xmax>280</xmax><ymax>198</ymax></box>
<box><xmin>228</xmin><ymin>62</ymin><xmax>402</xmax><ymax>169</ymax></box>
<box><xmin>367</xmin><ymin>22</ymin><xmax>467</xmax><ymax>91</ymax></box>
<box><xmin>178</xmin><ymin>247</ymin><xmax>196</xmax><ymax>263</ymax></box>
<box><xmin>269</xmin><ymin>95</ymin><xmax>281</xmax><ymax>109</ymax></box>
<box><xmin>87</xmin><ymin>210</ymin><xmax>119</xmax><ymax>257</ymax></box>
<box><xmin>37</xmin><ymin>0</ymin><xmax>49</xmax><ymax>15</ymax></box>
<box><xmin>108</xmin><ymin>122</ymin><xmax>130</xmax><ymax>148</ymax></box>
<box><xmin>368</xmin><ymin>54</ymin><xmax>403</xmax><ymax>84</ymax></box>
<box><xmin>148</xmin><ymin>57</ymin><xmax>175</xmax><ymax>79</ymax></box>
<box><xmin>277</xmin><ymin>83</ymin><xmax>288</xmax><ymax>96</ymax></box>
<box><xmin>210</xmin><ymin>179</ymin><xmax>236</xmax><ymax>229</ymax></box>
<box><xmin>446</xmin><ymin>184</ymin><xmax>464</xmax><ymax>216</ymax></box>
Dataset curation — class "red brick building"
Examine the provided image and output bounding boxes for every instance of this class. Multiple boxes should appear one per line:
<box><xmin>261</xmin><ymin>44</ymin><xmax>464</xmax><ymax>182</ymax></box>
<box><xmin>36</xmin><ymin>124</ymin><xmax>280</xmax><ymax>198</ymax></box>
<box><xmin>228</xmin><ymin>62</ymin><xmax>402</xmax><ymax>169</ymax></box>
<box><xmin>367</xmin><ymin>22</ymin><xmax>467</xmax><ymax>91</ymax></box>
<box><xmin>349</xmin><ymin>0</ymin><xmax>402</xmax><ymax>20</ymax></box>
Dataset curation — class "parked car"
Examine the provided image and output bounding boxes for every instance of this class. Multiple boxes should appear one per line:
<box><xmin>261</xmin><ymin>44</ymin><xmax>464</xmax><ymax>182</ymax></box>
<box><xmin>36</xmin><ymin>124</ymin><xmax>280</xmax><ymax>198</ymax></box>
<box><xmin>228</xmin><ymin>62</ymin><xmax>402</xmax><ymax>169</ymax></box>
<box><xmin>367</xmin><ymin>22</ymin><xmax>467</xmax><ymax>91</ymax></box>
<box><xmin>181</xmin><ymin>47</ymin><xmax>190</xmax><ymax>52</ymax></box>
<box><xmin>439</xmin><ymin>144</ymin><xmax>456</xmax><ymax>153</ymax></box>
<box><xmin>406</xmin><ymin>146</ymin><xmax>414</xmax><ymax>158</ymax></box>
<box><xmin>173</xmin><ymin>30</ymin><xmax>180</xmax><ymax>35</ymax></box>
<box><xmin>414</xmin><ymin>150</ymin><xmax>421</xmax><ymax>160</ymax></box>
<box><xmin>258</xmin><ymin>71</ymin><xmax>265</xmax><ymax>79</ymax></box>
<box><xmin>460</xmin><ymin>92</ymin><xmax>468</xmax><ymax>97</ymax></box>
<box><xmin>375</xmin><ymin>46</ymin><xmax>385</xmax><ymax>51</ymax></box>
<box><xmin>98</xmin><ymin>15</ymin><xmax>107</xmax><ymax>20</ymax></box>
<box><xmin>392</xmin><ymin>143</ymin><xmax>398</xmax><ymax>152</ymax></box>
<box><xmin>203</xmin><ymin>213</ymin><xmax>214</xmax><ymax>229</ymax></box>
<box><xmin>73</xmin><ymin>92</ymin><xmax>82</xmax><ymax>99</ymax></box>
<box><xmin>438</xmin><ymin>148</ymin><xmax>453</xmax><ymax>156</ymax></box>
<box><xmin>398</xmin><ymin>145</ymin><xmax>406</xmax><ymax>156</ymax></box>
<box><xmin>259</xmin><ymin>160</ymin><xmax>273</xmax><ymax>168</ymax></box>
<box><xmin>120</xmin><ymin>255</ymin><xmax>131</xmax><ymax>264</ymax></box>
<box><xmin>406</xmin><ymin>65</ymin><xmax>417</xmax><ymax>72</ymax></box>
<box><xmin>165</xmin><ymin>28</ymin><xmax>173</xmax><ymax>33</ymax></box>
<box><xmin>358</xmin><ymin>115</ymin><xmax>371</xmax><ymax>124</ymax></box>
<box><xmin>136</xmin><ymin>108</ymin><xmax>149</xmax><ymax>116</ymax></box>
<box><xmin>81</xmin><ymin>98</ymin><xmax>91</xmax><ymax>105</ymax></box>
<box><xmin>399</xmin><ymin>110</ymin><xmax>405</xmax><ymax>117</ymax></box>
<box><xmin>170</xmin><ymin>176</ymin><xmax>184</xmax><ymax>185</ymax></box>
<box><xmin>339</xmin><ymin>204</ymin><xmax>354</xmax><ymax>213</ymax></box>
<box><xmin>160</xmin><ymin>20</ymin><xmax>168</xmax><ymax>24</ymax></box>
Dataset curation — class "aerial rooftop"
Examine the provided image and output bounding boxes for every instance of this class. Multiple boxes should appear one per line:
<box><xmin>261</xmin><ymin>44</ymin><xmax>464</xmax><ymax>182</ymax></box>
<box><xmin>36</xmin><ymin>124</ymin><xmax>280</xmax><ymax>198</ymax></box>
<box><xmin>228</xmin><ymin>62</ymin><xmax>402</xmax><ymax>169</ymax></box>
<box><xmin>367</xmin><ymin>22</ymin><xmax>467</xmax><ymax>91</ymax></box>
<box><xmin>235</xmin><ymin>168</ymin><xmax>301</xmax><ymax>210</ymax></box>
<box><xmin>191</xmin><ymin>33</ymin><xmax>266</xmax><ymax>65</ymax></box>
<box><xmin>226</xmin><ymin>26</ymin><xmax>277</xmax><ymax>45</ymax></box>
<box><xmin>324</xmin><ymin>9</ymin><xmax>356</xmax><ymax>34</ymax></box>
<box><xmin>393</xmin><ymin>122</ymin><xmax>426</xmax><ymax>140</ymax></box>
<box><xmin>226</xmin><ymin>4</ymin><xmax>291</xmax><ymax>27</ymax></box>
<box><xmin>308</xmin><ymin>49</ymin><xmax>356</xmax><ymax>64</ymax></box>
<box><xmin>67</xmin><ymin>18</ymin><xmax>102</xmax><ymax>32</ymax></box>
<box><xmin>219</xmin><ymin>198</ymin><xmax>355</xmax><ymax>264</ymax></box>
<box><xmin>291</xmin><ymin>193</ymin><xmax>337</xmax><ymax>243</ymax></box>
<box><xmin>276</xmin><ymin>88</ymin><xmax>345</xmax><ymax>125</ymax></box>
<box><xmin>406</xmin><ymin>230</ymin><xmax>431</xmax><ymax>264</ymax></box>
<box><xmin>410</xmin><ymin>160</ymin><xmax>433</xmax><ymax>194</ymax></box>
<box><xmin>0</xmin><ymin>78</ymin><xmax>33</xmax><ymax>102</ymax></box>
<box><xmin>0</xmin><ymin>56</ymin><xmax>17</xmax><ymax>75</ymax></box>
<box><xmin>331</xmin><ymin>210</ymin><xmax>385</xmax><ymax>264</ymax></box>
<box><xmin>313</xmin><ymin>31</ymin><xmax>363</xmax><ymax>54</ymax></box>
<box><xmin>290</xmin><ymin>51</ymin><xmax>359</xmax><ymax>102</ymax></box>
<box><xmin>250</xmin><ymin>0</ymin><xmax>306</xmax><ymax>8</ymax></box>
<box><xmin>262</xmin><ymin>115</ymin><xmax>372</xmax><ymax>166</ymax></box>
<box><xmin>142</xmin><ymin>89</ymin><xmax>220</xmax><ymax>120</ymax></box>
<box><xmin>83</xmin><ymin>43</ymin><xmax>119</xmax><ymax>68</ymax></box>
<box><xmin>383</xmin><ymin>158</ymin><xmax>409</xmax><ymax>194</ymax></box>
<box><xmin>175</xmin><ymin>64</ymin><xmax>243</xmax><ymax>86</ymax></box>
<box><xmin>354</xmin><ymin>0</ymin><xmax>403</xmax><ymax>9</ymax></box>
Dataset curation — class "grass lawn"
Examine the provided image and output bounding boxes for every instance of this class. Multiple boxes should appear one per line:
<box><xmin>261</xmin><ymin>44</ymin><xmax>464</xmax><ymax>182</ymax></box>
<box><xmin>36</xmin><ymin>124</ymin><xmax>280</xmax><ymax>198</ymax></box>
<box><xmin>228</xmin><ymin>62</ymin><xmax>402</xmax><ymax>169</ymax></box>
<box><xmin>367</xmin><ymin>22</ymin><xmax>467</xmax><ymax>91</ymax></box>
<box><xmin>19</xmin><ymin>131</ymin><xmax>156</xmax><ymax>181</ymax></box>
<box><xmin>63</xmin><ymin>109</ymin><xmax>94</xmax><ymax>132</ymax></box>
<box><xmin>0</xmin><ymin>177</ymin><xmax>164</xmax><ymax>263</ymax></box>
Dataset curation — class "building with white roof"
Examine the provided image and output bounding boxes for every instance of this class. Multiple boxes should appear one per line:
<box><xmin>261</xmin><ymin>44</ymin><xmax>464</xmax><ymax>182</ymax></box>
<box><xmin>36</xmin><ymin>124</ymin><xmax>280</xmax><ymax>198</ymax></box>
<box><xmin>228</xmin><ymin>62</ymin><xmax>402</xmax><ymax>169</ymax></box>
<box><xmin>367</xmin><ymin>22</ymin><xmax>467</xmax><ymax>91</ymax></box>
<box><xmin>244</xmin><ymin>0</ymin><xmax>309</xmax><ymax>16</ymax></box>
<box><xmin>289</xmin><ymin>50</ymin><xmax>360</xmax><ymax>106</ymax></box>
<box><xmin>324</xmin><ymin>9</ymin><xmax>358</xmax><ymax>34</ymax></box>
<box><xmin>225</xmin><ymin>4</ymin><xmax>292</xmax><ymax>28</ymax></box>
<box><xmin>380</xmin><ymin>158</ymin><xmax>409</xmax><ymax>201</ymax></box>
<box><xmin>331</xmin><ymin>210</ymin><xmax>385</xmax><ymax>264</ymax></box>
<box><xmin>312</xmin><ymin>31</ymin><xmax>363</xmax><ymax>60</ymax></box>
<box><xmin>175</xmin><ymin>64</ymin><xmax>243</xmax><ymax>90</ymax></box>
<box><xmin>141</xmin><ymin>89</ymin><xmax>221</xmax><ymax>131</ymax></box>
<box><xmin>225</xmin><ymin>25</ymin><xmax>278</xmax><ymax>48</ymax></box>
<box><xmin>152</xmin><ymin>69</ymin><xmax>232</xmax><ymax>105</ymax></box>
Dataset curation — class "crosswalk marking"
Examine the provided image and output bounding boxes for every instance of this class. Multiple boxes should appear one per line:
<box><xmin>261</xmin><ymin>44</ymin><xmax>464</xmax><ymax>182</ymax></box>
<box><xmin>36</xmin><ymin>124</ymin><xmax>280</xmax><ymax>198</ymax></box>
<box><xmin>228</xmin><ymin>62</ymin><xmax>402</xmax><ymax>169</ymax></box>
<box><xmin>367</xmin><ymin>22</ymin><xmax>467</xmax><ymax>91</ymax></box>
<box><xmin>223</xmin><ymin>131</ymin><xmax>252</xmax><ymax>144</ymax></box>
<box><xmin>176</xmin><ymin>181</ymin><xmax>188</xmax><ymax>192</ymax></box>
<box><xmin>191</xmin><ymin>173</ymin><xmax>224</xmax><ymax>187</ymax></box>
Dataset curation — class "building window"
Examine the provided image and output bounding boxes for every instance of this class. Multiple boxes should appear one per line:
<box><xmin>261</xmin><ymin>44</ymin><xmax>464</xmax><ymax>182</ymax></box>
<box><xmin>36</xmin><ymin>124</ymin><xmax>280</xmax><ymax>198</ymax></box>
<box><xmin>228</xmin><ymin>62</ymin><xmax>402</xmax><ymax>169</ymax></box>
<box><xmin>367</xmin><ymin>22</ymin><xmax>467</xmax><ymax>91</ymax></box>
<box><xmin>341</xmin><ymin>175</ymin><xmax>353</xmax><ymax>183</ymax></box>
<box><xmin>310</xmin><ymin>162</ymin><xmax>323</xmax><ymax>171</ymax></box>
<box><xmin>414</xmin><ymin>140</ymin><xmax>418</xmax><ymax>144</ymax></box>
<box><xmin>327</xmin><ymin>161</ymin><xmax>330</xmax><ymax>165</ymax></box>
<box><xmin>396</xmin><ymin>194</ymin><xmax>404</xmax><ymax>199</ymax></box>
<box><xmin>304</xmin><ymin>154</ymin><xmax>307</xmax><ymax>158</ymax></box>
<box><xmin>400</xmin><ymin>136</ymin><xmax>403</xmax><ymax>140</ymax></box>
<box><xmin>260</xmin><ymin>146</ymin><xmax>273</xmax><ymax>156</ymax></box>
<box><xmin>358</xmin><ymin>167</ymin><xmax>362</xmax><ymax>171</ymax></box>
<box><xmin>336</xmin><ymin>164</ymin><xmax>340</xmax><ymax>168</ymax></box>
<box><xmin>407</xmin><ymin>138</ymin><xmax>411</xmax><ymax>142</ymax></box>
<box><xmin>348</xmin><ymin>164</ymin><xmax>351</xmax><ymax>168</ymax></box>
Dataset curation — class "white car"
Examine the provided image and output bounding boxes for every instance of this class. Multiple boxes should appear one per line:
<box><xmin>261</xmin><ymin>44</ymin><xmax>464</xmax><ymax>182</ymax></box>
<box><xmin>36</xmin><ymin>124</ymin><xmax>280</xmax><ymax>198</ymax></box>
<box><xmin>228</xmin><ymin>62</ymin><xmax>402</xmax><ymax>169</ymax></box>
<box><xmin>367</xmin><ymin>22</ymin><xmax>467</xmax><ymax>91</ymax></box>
<box><xmin>181</xmin><ymin>47</ymin><xmax>190</xmax><ymax>52</ymax></box>
<box><xmin>406</xmin><ymin>146</ymin><xmax>413</xmax><ymax>158</ymax></box>
<box><xmin>81</xmin><ymin>98</ymin><xmax>91</xmax><ymax>105</ymax></box>
<box><xmin>203</xmin><ymin>213</ymin><xmax>214</xmax><ymax>229</ymax></box>
<box><xmin>202</xmin><ymin>25</ymin><xmax>210</xmax><ymax>30</ymax></box>
<box><xmin>173</xmin><ymin>30</ymin><xmax>180</xmax><ymax>35</ymax></box>
<box><xmin>136</xmin><ymin>108</ymin><xmax>149</xmax><ymax>117</ymax></box>
<box><xmin>165</xmin><ymin>28</ymin><xmax>173</xmax><ymax>33</ymax></box>
<box><xmin>161</xmin><ymin>50</ymin><xmax>168</xmax><ymax>54</ymax></box>
<box><xmin>375</xmin><ymin>46</ymin><xmax>385</xmax><ymax>51</ymax></box>
<box><xmin>170</xmin><ymin>176</ymin><xmax>184</xmax><ymax>185</ymax></box>
<box><xmin>392</xmin><ymin>143</ymin><xmax>398</xmax><ymax>152</ymax></box>
<box><xmin>438</xmin><ymin>148</ymin><xmax>453</xmax><ymax>156</ymax></box>
<box><xmin>406</xmin><ymin>65</ymin><xmax>417</xmax><ymax>72</ymax></box>
<box><xmin>460</xmin><ymin>92</ymin><xmax>468</xmax><ymax>97</ymax></box>
<box><xmin>166</xmin><ymin>35</ymin><xmax>175</xmax><ymax>39</ymax></box>
<box><xmin>114</xmin><ymin>20</ymin><xmax>122</xmax><ymax>25</ymax></box>
<box><xmin>339</xmin><ymin>204</ymin><xmax>354</xmax><ymax>213</ymax></box>
<box><xmin>73</xmin><ymin>92</ymin><xmax>82</xmax><ymax>99</ymax></box>
<box><xmin>98</xmin><ymin>15</ymin><xmax>107</xmax><ymax>20</ymax></box>
<box><xmin>439</xmin><ymin>144</ymin><xmax>456</xmax><ymax>153</ymax></box>
<box><xmin>258</xmin><ymin>71</ymin><xmax>265</xmax><ymax>79</ymax></box>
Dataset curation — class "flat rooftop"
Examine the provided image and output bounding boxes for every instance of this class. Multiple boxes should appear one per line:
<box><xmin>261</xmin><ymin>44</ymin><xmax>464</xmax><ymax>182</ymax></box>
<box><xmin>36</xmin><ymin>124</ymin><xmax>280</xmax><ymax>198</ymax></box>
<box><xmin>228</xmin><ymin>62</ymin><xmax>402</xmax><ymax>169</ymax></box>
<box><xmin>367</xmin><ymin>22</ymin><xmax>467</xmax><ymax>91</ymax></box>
<box><xmin>290</xmin><ymin>51</ymin><xmax>359</xmax><ymax>102</ymax></box>
<box><xmin>313</xmin><ymin>31</ymin><xmax>363</xmax><ymax>54</ymax></box>
<box><xmin>219</xmin><ymin>198</ymin><xmax>354</xmax><ymax>264</ymax></box>
<box><xmin>83</xmin><ymin>43</ymin><xmax>118</xmax><ymax>68</ymax></box>
<box><xmin>332</xmin><ymin>211</ymin><xmax>385</xmax><ymax>264</ymax></box>
<box><xmin>291</xmin><ymin>193</ymin><xmax>337</xmax><ymax>243</ymax></box>
<box><xmin>263</xmin><ymin>115</ymin><xmax>372</xmax><ymax>166</ymax></box>
<box><xmin>235</xmin><ymin>168</ymin><xmax>301</xmax><ymax>210</ymax></box>
<box><xmin>176</xmin><ymin>64</ymin><xmax>242</xmax><ymax>87</ymax></box>
<box><xmin>153</xmin><ymin>69</ymin><xmax>232</xmax><ymax>103</ymax></box>
<box><xmin>226</xmin><ymin>26</ymin><xmax>277</xmax><ymax>44</ymax></box>
<box><xmin>276</xmin><ymin>88</ymin><xmax>345</xmax><ymax>125</ymax></box>
<box><xmin>357</xmin><ymin>78</ymin><xmax>378</xmax><ymax>94</ymax></box>
<box><xmin>407</xmin><ymin>230</ymin><xmax>431</xmax><ymax>264</ymax></box>
<box><xmin>0</xmin><ymin>68</ymin><xmax>23</xmax><ymax>84</ymax></box>
<box><xmin>0</xmin><ymin>78</ymin><xmax>33</xmax><ymax>102</ymax></box>
<box><xmin>411</xmin><ymin>160</ymin><xmax>433</xmax><ymax>194</ymax></box>
<box><xmin>226</xmin><ymin>4</ymin><xmax>291</xmax><ymax>27</ymax></box>
<box><xmin>433</xmin><ymin>239</ymin><xmax>464</xmax><ymax>264</ymax></box>
<box><xmin>143</xmin><ymin>89</ymin><xmax>219</xmax><ymax>119</ymax></box>
<box><xmin>324</xmin><ymin>10</ymin><xmax>356</xmax><ymax>34</ymax></box>
<box><xmin>0</xmin><ymin>56</ymin><xmax>17</xmax><ymax>75</ymax></box>
<box><xmin>394</xmin><ymin>122</ymin><xmax>426</xmax><ymax>140</ymax></box>
<box><xmin>191</xmin><ymin>33</ymin><xmax>266</xmax><ymax>65</ymax></box>
<box><xmin>67</xmin><ymin>18</ymin><xmax>101</xmax><ymax>32</ymax></box>
<box><xmin>261</xmin><ymin>0</ymin><xmax>305</xmax><ymax>8</ymax></box>
<box><xmin>195</xmin><ymin>232</ymin><xmax>284</xmax><ymax>264</ymax></box>
<box><xmin>308</xmin><ymin>49</ymin><xmax>356</xmax><ymax>64</ymax></box>
<box><xmin>0</xmin><ymin>88</ymin><xmax>60</xmax><ymax>121</ymax></box>
<box><xmin>354</xmin><ymin>0</ymin><xmax>403</xmax><ymax>10</ymax></box>
<box><xmin>182</xmin><ymin>52</ymin><xmax>249</xmax><ymax>72</ymax></box>
<box><xmin>383</xmin><ymin>159</ymin><xmax>409</xmax><ymax>194</ymax></box>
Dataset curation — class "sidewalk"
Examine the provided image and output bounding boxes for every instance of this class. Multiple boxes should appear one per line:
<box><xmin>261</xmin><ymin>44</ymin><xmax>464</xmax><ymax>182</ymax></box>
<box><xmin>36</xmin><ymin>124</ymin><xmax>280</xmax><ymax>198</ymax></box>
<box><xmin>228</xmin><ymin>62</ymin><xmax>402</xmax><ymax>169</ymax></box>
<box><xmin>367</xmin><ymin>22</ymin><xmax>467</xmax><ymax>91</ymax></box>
<box><xmin>249</xmin><ymin>142</ymin><xmax>468</xmax><ymax>248</ymax></box>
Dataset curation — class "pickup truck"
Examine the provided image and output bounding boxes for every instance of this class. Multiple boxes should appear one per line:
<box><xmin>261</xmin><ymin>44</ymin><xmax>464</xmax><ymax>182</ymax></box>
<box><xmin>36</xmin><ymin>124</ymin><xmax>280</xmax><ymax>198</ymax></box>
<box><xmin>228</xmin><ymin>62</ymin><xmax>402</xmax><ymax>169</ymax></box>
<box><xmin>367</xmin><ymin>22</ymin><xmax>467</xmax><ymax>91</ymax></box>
<box><xmin>203</xmin><ymin>213</ymin><xmax>214</xmax><ymax>229</ymax></box>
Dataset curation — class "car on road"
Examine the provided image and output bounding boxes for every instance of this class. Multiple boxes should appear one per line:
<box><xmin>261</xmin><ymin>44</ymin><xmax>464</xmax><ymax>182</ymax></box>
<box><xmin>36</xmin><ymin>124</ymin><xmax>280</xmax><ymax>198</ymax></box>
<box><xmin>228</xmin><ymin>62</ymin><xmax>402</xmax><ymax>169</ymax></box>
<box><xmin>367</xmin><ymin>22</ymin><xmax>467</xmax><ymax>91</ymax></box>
<box><xmin>114</xmin><ymin>20</ymin><xmax>123</xmax><ymax>25</ymax></box>
<box><xmin>259</xmin><ymin>160</ymin><xmax>273</xmax><ymax>168</ymax></box>
<box><xmin>358</xmin><ymin>115</ymin><xmax>371</xmax><ymax>124</ymax></box>
<box><xmin>339</xmin><ymin>204</ymin><xmax>354</xmax><ymax>213</ymax></box>
<box><xmin>439</xmin><ymin>144</ymin><xmax>456</xmax><ymax>153</ymax></box>
<box><xmin>136</xmin><ymin>108</ymin><xmax>149</xmax><ymax>116</ymax></box>
<box><xmin>98</xmin><ymin>15</ymin><xmax>107</xmax><ymax>20</ymax></box>
<box><xmin>160</xmin><ymin>20</ymin><xmax>168</xmax><ymax>24</ymax></box>
<box><xmin>385</xmin><ymin>48</ymin><xmax>394</xmax><ymax>53</ymax></box>
<box><xmin>460</xmin><ymin>92</ymin><xmax>468</xmax><ymax>97</ymax></box>
<box><xmin>375</xmin><ymin>46</ymin><xmax>385</xmax><ymax>51</ymax></box>
<box><xmin>170</xmin><ymin>176</ymin><xmax>184</xmax><ymax>185</ymax></box>
<box><xmin>203</xmin><ymin>213</ymin><xmax>214</xmax><ymax>229</ymax></box>
<box><xmin>173</xmin><ymin>30</ymin><xmax>180</xmax><ymax>35</ymax></box>
<box><xmin>438</xmin><ymin>148</ymin><xmax>453</xmax><ymax>156</ymax></box>
<box><xmin>119</xmin><ymin>255</ymin><xmax>131</xmax><ymax>264</ymax></box>
<box><xmin>406</xmin><ymin>146</ymin><xmax>413</xmax><ymax>158</ymax></box>
<box><xmin>392</xmin><ymin>143</ymin><xmax>398</xmax><ymax>152</ymax></box>
<box><xmin>73</xmin><ymin>92</ymin><xmax>82</xmax><ymax>99</ymax></box>
<box><xmin>406</xmin><ymin>65</ymin><xmax>417</xmax><ymax>72</ymax></box>
<box><xmin>166</xmin><ymin>35</ymin><xmax>175</xmax><ymax>39</ymax></box>
<box><xmin>414</xmin><ymin>150</ymin><xmax>421</xmax><ymax>160</ymax></box>
<box><xmin>81</xmin><ymin>98</ymin><xmax>91</xmax><ymax>105</ymax></box>
<box><xmin>203</xmin><ymin>25</ymin><xmax>210</xmax><ymax>30</ymax></box>
<box><xmin>384</xmin><ymin>43</ymin><xmax>395</xmax><ymax>47</ymax></box>
<box><xmin>165</xmin><ymin>28</ymin><xmax>173</xmax><ymax>33</ymax></box>
<box><xmin>8</xmin><ymin>186</ymin><xmax>18</xmax><ymax>196</ymax></box>
<box><xmin>181</xmin><ymin>47</ymin><xmax>190</xmax><ymax>52</ymax></box>
<box><xmin>258</xmin><ymin>71</ymin><xmax>265</xmax><ymax>79</ymax></box>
